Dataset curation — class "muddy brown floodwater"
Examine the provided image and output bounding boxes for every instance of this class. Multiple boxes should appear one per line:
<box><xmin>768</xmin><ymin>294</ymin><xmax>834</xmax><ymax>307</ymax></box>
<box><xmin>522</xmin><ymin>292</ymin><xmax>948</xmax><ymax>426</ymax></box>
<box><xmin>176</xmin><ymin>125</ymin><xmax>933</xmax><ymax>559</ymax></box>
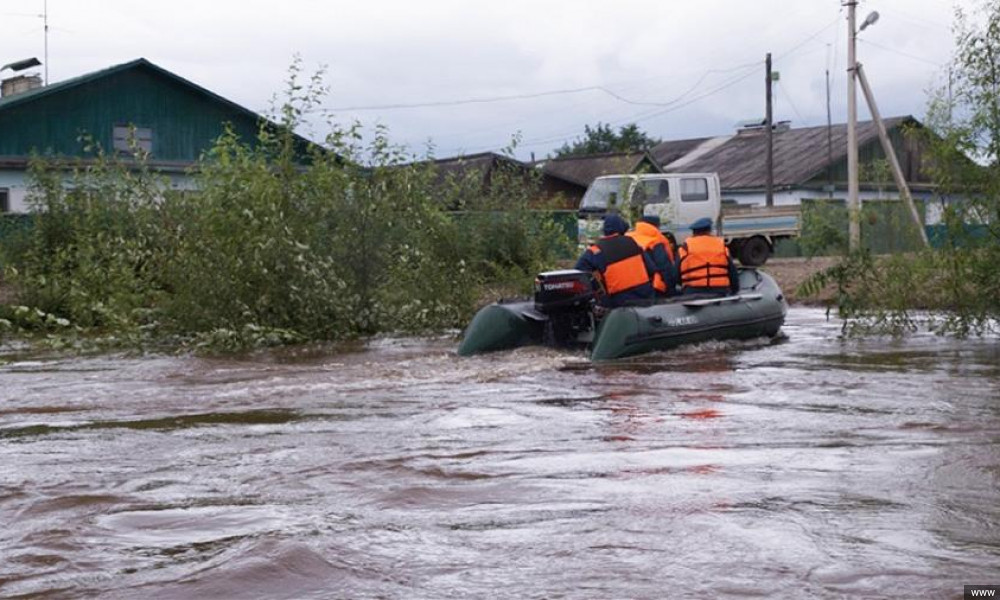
<box><xmin>1</xmin><ymin>307</ymin><xmax>999</xmax><ymax>599</ymax></box>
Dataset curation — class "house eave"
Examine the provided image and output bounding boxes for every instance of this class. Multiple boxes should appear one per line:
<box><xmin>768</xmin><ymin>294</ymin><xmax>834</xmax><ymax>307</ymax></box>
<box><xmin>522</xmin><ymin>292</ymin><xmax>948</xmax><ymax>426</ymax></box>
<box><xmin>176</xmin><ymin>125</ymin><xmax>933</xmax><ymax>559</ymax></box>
<box><xmin>0</xmin><ymin>155</ymin><xmax>199</xmax><ymax>174</ymax></box>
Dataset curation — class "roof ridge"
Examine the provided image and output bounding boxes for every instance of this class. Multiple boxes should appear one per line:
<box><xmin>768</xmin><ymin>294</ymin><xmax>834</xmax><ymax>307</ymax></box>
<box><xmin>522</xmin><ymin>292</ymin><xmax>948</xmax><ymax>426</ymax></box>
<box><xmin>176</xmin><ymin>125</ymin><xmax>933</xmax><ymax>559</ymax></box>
<box><xmin>0</xmin><ymin>58</ymin><xmax>150</xmax><ymax>110</ymax></box>
<box><xmin>547</xmin><ymin>149</ymin><xmax>650</xmax><ymax>162</ymax></box>
<box><xmin>0</xmin><ymin>58</ymin><xmax>325</xmax><ymax>156</ymax></box>
<box><xmin>653</xmin><ymin>115</ymin><xmax>915</xmax><ymax>147</ymax></box>
<box><xmin>428</xmin><ymin>151</ymin><xmax>517</xmax><ymax>164</ymax></box>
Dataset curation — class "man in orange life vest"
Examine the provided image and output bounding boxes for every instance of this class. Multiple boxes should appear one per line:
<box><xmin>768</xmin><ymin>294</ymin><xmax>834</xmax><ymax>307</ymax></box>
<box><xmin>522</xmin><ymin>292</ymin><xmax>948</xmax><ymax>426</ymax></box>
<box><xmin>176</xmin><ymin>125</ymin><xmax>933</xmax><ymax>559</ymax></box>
<box><xmin>676</xmin><ymin>217</ymin><xmax>739</xmax><ymax>296</ymax></box>
<box><xmin>575</xmin><ymin>214</ymin><xmax>655</xmax><ymax>308</ymax></box>
<box><xmin>626</xmin><ymin>215</ymin><xmax>677</xmax><ymax>297</ymax></box>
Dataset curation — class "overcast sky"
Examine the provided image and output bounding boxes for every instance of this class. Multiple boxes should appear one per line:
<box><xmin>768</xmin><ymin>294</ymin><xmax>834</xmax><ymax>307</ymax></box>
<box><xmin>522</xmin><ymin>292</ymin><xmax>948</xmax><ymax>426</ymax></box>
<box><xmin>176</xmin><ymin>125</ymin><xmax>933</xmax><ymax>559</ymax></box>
<box><xmin>2</xmin><ymin>0</ymin><xmax>974</xmax><ymax>160</ymax></box>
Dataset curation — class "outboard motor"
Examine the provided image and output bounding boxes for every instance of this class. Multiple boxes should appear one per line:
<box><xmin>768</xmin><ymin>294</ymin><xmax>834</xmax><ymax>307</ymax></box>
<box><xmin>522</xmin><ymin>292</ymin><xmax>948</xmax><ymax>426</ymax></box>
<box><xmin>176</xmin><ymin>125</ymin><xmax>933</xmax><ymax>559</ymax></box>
<box><xmin>533</xmin><ymin>269</ymin><xmax>595</xmax><ymax>346</ymax></box>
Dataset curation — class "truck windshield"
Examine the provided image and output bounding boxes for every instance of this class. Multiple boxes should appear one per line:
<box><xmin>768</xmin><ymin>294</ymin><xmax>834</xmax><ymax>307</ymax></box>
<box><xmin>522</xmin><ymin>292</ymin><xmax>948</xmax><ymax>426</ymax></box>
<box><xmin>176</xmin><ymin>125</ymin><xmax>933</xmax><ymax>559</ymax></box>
<box><xmin>637</xmin><ymin>179</ymin><xmax>670</xmax><ymax>204</ymax></box>
<box><xmin>580</xmin><ymin>178</ymin><xmax>632</xmax><ymax>211</ymax></box>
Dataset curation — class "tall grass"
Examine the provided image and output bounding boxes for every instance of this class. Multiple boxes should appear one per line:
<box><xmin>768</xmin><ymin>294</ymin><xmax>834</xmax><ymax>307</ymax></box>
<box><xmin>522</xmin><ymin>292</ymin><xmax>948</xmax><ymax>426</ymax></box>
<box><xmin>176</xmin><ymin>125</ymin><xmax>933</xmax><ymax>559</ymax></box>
<box><xmin>0</xmin><ymin>66</ymin><xmax>571</xmax><ymax>350</ymax></box>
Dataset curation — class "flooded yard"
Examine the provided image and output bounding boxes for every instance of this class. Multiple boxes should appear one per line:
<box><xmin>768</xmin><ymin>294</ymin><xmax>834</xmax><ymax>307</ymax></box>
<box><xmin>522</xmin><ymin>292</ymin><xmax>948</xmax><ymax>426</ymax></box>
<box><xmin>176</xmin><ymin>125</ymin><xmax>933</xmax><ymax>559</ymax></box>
<box><xmin>1</xmin><ymin>307</ymin><xmax>998</xmax><ymax>598</ymax></box>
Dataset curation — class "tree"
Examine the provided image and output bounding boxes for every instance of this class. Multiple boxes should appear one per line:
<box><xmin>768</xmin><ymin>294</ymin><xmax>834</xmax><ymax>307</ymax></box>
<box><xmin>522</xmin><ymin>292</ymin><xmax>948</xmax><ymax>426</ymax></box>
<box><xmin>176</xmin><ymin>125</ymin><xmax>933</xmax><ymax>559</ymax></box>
<box><xmin>554</xmin><ymin>122</ymin><xmax>660</xmax><ymax>157</ymax></box>
<box><xmin>919</xmin><ymin>0</ymin><xmax>1000</xmax><ymax>334</ymax></box>
<box><xmin>800</xmin><ymin>0</ymin><xmax>1000</xmax><ymax>335</ymax></box>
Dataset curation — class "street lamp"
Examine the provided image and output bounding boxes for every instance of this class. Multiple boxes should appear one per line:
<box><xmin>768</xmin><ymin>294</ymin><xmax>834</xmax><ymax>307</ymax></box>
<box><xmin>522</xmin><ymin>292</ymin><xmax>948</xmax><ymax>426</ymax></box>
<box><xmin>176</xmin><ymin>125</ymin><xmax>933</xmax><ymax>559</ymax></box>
<box><xmin>859</xmin><ymin>11</ymin><xmax>880</xmax><ymax>32</ymax></box>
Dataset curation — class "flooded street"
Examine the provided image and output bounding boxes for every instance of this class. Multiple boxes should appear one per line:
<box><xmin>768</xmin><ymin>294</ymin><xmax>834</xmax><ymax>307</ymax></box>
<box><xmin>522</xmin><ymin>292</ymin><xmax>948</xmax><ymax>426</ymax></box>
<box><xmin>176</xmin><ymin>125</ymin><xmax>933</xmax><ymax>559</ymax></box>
<box><xmin>1</xmin><ymin>306</ymin><xmax>999</xmax><ymax>599</ymax></box>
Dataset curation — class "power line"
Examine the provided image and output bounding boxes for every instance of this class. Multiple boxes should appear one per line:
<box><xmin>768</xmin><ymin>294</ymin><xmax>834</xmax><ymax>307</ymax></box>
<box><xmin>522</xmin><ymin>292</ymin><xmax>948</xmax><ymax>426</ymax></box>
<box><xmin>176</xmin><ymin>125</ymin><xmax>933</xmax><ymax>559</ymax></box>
<box><xmin>776</xmin><ymin>16</ymin><xmax>842</xmax><ymax>61</ymax></box>
<box><xmin>515</xmin><ymin>15</ymin><xmax>842</xmax><ymax>149</ymax></box>
<box><xmin>362</xmin><ymin>60</ymin><xmax>762</xmax><ymax>155</ymax></box>
<box><xmin>465</xmin><ymin>20</ymin><xmax>834</xmax><ymax>154</ymax></box>
<box><xmin>382</xmin><ymin>10</ymin><xmax>846</xmax><ymax>155</ymax></box>
<box><xmin>859</xmin><ymin>38</ymin><xmax>945</xmax><ymax>67</ymax></box>
<box><xmin>328</xmin><ymin>59</ymin><xmax>762</xmax><ymax>112</ymax></box>
<box><xmin>635</xmin><ymin>60</ymin><xmax>762</xmax><ymax>106</ymax></box>
<box><xmin>327</xmin><ymin>18</ymin><xmax>837</xmax><ymax>115</ymax></box>
<box><xmin>8</xmin><ymin>25</ymin><xmax>42</xmax><ymax>38</ymax></box>
<box><xmin>862</xmin><ymin>2</ymin><xmax>951</xmax><ymax>32</ymax></box>
<box><xmin>331</xmin><ymin>85</ymin><xmax>608</xmax><ymax>111</ymax></box>
<box><xmin>640</xmin><ymin>67</ymin><xmax>760</xmax><ymax>120</ymax></box>
<box><xmin>509</xmin><ymin>64</ymin><xmax>763</xmax><ymax>152</ymax></box>
<box><xmin>474</xmin><ymin>61</ymin><xmax>762</xmax><ymax>148</ymax></box>
<box><xmin>777</xmin><ymin>83</ymin><xmax>805</xmax><ymax>122</ymax></box>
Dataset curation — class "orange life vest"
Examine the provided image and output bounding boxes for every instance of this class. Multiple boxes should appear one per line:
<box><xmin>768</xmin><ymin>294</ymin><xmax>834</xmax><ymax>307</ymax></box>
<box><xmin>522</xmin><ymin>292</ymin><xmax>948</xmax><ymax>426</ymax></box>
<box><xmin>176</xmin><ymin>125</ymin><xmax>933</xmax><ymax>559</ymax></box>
<box><xmin>627</xmin><ymin>221</ymin><xmax>674</xmax><ymax>293</ymax></box>
<box><xmin>678</xmin><ymin>234</ymin><xmax>731</xmax><ymax>290</ymax></box>
<box><xmin>591</xmin><ymin>235</ymin><xmax>650</xmax><ymax>295</ymax></box>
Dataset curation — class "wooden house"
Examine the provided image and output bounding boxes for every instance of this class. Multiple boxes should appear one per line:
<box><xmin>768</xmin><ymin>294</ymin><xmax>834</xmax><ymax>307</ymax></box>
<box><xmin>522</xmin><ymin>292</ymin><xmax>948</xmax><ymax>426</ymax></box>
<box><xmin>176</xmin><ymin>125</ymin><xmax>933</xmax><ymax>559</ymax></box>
<box><xmin>0</xmin><ymin>58</ymin><xmax>314</xmax><ymax>213</ymax></box>
<box><xmin>651</xmin><ymin>116</ymin><xmax>934</xmax><ymax>207</ymax></box>
<box><xmin>535</xmin><ymin>150</ymin><xmax>662</xmax><ymax>206</ymax></box>
<box><xmin>427</xmin><ymin>151</ymin><xmax>585</xmax><ymax>209</ymax></box>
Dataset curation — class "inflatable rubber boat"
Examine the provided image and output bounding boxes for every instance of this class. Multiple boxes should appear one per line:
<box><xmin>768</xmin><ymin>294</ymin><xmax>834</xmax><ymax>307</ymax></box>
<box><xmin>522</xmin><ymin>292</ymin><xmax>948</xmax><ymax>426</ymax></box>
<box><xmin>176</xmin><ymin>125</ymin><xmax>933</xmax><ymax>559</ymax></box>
<box><xmin>458</xmin><ymin>267</ymin><xmax>787</xmax><ymax>361</ymax></box>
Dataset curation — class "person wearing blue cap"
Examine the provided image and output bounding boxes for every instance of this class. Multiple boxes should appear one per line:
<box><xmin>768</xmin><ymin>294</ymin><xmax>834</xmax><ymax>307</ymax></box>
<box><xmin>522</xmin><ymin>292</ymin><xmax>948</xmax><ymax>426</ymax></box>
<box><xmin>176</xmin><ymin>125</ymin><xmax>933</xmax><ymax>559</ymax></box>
<box><xmin>574</xmin><ymin>214</ymin><xmax>655</xmax><ymax>308</ymax></box>
<box><xmin>675</xmin><ymin>217</ymin><xmax>739</xmax><ymax>296</ymax></box>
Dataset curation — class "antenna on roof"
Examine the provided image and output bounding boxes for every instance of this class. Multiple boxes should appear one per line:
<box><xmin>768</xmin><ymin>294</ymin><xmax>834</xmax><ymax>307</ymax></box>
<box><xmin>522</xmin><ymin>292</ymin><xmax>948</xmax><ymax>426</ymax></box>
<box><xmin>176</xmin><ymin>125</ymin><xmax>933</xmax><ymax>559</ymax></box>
<box><xmin>43</xmin><ymin>0</ymin><xmax>49</xmax><ymax>84</ymax></box>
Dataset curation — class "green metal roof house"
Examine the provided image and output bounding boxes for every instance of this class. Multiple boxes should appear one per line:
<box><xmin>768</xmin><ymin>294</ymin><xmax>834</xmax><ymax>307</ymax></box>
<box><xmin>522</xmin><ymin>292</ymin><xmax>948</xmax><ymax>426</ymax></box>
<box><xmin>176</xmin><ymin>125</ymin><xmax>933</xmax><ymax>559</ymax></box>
<box><xmin>0</xmin><ymin>58</ymin><xmax>309</xmax><ymax>213</ymax></box>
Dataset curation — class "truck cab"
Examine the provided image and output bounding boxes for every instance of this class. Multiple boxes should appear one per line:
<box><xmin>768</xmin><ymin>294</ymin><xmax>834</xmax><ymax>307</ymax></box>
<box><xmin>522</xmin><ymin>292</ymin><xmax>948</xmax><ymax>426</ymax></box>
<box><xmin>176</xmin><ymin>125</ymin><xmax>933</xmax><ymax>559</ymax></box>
<box><xmin>577</xmin><ymin>173</ymin><xmax>800</xmax><ymax>266</ymax></box>
<box><xmin>578</xmin><ymin>172</ymin><xmax>722</xmax><ymax>248</ymax></box>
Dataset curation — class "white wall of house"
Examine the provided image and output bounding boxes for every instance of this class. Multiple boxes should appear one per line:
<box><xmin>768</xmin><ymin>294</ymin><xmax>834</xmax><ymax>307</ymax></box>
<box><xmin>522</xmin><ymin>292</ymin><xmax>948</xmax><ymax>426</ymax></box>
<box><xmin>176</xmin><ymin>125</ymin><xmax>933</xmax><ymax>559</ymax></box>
<box><xmin>0</xmin><ymin>168</ymin><xmax>199</xmax><ymax>213</ymax></box>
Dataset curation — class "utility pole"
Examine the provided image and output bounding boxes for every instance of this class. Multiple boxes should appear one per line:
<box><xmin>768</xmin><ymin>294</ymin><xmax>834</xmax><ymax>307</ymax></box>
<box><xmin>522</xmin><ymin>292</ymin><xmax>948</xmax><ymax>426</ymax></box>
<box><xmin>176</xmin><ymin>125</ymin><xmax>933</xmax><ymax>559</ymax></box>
<box><xmin>846</xmin><ymin>0</ymin><xmax>861</xmax><ymax>251</ymax></box>
<box><xmin>856</xmin><ymin>64</ymin><xmax>930</xmax><ymax>247</ymax></box>
<box><xmin>826</xmin><ymin>67</ymin><xmax>833</xmax><ymax>198</ymax></box>
<box><xmin>947</xmin><ymin>67</ymin><xmax>953</xmax><ymax>125</ymax></box>
<box><xmin>765</xmin><ymin>52</ymin><xmax>774</xmax><ymax>207</ymax></box>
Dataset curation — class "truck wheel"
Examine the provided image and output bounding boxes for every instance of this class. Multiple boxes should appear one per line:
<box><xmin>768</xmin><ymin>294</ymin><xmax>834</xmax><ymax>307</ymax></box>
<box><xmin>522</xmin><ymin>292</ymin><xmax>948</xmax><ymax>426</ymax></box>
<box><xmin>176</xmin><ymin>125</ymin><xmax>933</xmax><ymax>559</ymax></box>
<box><xmin>738</xmin><ymin>236</ymin><xmax>771</xmax><ymax>266</ymax></box>
<box><xmin>727</xmin><ymin>239</ymin><xmax>744</xmax><ymax>258</ymax></box>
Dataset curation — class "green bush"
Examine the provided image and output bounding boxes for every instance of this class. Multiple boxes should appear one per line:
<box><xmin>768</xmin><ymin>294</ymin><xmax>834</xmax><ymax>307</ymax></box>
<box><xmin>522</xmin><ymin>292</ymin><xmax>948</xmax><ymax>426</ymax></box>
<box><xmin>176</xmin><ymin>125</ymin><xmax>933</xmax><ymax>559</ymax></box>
<box><xmin>0</xmin><ymin>64</ymin><xmax>570</xmax><ymax>350</ymax></box>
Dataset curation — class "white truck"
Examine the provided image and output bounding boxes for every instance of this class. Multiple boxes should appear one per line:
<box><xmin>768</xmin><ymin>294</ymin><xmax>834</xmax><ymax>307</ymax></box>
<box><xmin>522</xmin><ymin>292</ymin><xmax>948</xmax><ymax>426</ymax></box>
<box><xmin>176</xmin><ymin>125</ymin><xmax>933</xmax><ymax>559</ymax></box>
<box><xmin>577</xmin><ymin>173</ymin><xmax>801</xmax><ymax>266</ymax></box>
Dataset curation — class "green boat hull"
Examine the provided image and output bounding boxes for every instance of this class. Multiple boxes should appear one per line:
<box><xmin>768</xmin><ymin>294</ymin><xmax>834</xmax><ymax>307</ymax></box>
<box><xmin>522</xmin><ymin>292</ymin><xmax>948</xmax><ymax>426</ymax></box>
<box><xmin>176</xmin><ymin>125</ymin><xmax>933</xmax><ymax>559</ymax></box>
<box><xmin>458</xmin><ymin>269</ymin><xmax>788</xmax><ymax>361</ymax></box>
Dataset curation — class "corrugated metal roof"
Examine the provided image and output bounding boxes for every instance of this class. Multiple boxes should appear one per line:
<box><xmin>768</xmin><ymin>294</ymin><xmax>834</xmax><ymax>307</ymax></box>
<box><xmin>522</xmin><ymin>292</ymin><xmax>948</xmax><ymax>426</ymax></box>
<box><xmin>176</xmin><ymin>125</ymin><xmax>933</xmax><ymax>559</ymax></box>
<box><xmin>429</xmin><ymin>151</ymin><xmax>514</xmax><ymax>181</ymax></box>
<box><xmin>650</xmin><ymin>137</ymin><xmax>710</xmax><ymax>167</ymax></box>
<box><xmin>0</xmin><ymin>58</ymin><xmax>257</xmax><ymax>121</ymax></box>
<box><xmin>538</xmin><ymin>151</ymin><xmax>661</xmax><ymax>187</ymax></box>
<box><xmin>653</xmin><ymin>117</ymin><xmax>916</xmax><ymax>189</ymax></box>
<box><xmin>422</xmin><ymin>151</ymin><xmax>583</xmax><ymax>190</ymax></box>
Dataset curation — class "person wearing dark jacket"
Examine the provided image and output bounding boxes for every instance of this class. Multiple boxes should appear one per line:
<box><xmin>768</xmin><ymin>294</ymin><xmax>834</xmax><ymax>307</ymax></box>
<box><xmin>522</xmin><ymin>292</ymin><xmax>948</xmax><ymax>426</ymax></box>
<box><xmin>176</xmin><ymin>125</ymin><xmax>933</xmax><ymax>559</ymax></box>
<box><xmin>676</xmin><ymin>217</ymin><xmax>739</xmax><ymax>296</ymax></box>
<box><xmin>575</xmin><ymin>214</ymin><xmax>655</xmax><ymax>308</ymax></box>
<box><xmin>626</xmin><ymin>215</ymin><xmax>676</xmax><ymax>296</ymax></box>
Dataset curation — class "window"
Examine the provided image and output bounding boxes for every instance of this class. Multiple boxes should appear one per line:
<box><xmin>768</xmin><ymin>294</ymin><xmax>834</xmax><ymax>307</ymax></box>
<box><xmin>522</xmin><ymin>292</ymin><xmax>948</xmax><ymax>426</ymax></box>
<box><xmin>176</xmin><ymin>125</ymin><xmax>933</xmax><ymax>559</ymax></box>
<box><xmin>681</xmin><ymin>178</ymin><xmax>709</xmax><ymax>202</ymax></box>
<box><xmin>0</xmin><ymin>188</ymin><xmax>8</xmax><ymax>213</ymax></box>
<box><xmin>113</xmin><ymin>125</ymin><xmax>153</xmax><ymax>154</ymax></box>
<box><xmin>631</xmin><ymin>183</ymin><xmax>647</xmax><ymax>205</ymax></box>
<box><xmin>580</xmin><ymin>177</ymin><xmax>632</xmax><ymax>210</ymax></box>
<box><xmin>638</xmin><ymin>179</ymin><xmax>670</xmax><ymax>204</ymax></box>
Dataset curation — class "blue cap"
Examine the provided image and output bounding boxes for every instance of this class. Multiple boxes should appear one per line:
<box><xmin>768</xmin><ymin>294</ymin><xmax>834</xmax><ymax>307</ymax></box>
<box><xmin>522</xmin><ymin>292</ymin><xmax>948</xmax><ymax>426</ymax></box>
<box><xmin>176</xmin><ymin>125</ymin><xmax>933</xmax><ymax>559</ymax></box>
<box><xmin>603</xmin><ymin>214</ymin><xmax>629</xmax><ymax>236</ymax></box>
<box><xmin>640</xmin><ymin>214</ymin><xmax>661</xmax><ymax>227</ymax></box>
<box><xmin>690</xmin><ymin>217</ymin><xmax>713</xmax><ymax>232</ymax></box>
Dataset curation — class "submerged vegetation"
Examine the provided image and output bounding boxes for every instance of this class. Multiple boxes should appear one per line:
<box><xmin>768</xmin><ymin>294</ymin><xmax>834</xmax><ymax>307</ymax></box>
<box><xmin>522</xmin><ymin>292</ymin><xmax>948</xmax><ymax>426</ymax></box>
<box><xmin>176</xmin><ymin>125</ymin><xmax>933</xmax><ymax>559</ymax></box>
<box><xmin>0</xmin><ymin>62</ymin><xmax>571</xmax><ymax>351</ymax></box>
<box><xmin>799</xmin><ymin>1</ymin><xmax>1000</xmax><ymax>336</ymax></box>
